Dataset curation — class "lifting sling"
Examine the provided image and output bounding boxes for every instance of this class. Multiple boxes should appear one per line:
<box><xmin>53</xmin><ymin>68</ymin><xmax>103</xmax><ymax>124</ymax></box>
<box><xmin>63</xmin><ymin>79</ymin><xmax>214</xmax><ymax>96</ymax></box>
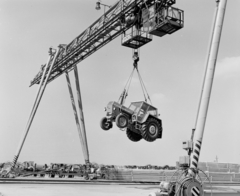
<box><xmin>118</xmin><ymin>49</ymin><xmax>152</xmax><ymax>105</ymax></box>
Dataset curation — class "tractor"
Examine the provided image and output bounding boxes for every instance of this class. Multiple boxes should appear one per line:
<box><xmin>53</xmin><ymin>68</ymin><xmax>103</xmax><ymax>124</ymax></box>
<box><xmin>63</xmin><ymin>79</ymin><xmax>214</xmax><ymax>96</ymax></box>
<box><xmin>100</xmin><ymin>101</ymin><xmax>162</xmax><ymax>142</ymax></box>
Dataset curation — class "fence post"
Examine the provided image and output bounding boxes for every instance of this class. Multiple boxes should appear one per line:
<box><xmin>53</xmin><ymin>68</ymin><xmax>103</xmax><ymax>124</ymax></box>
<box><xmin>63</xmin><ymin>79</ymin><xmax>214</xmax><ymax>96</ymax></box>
<box><xmin>131</xmin><ymin>170</ymin><xmax>133</xmax><ymax>181</ymax></box>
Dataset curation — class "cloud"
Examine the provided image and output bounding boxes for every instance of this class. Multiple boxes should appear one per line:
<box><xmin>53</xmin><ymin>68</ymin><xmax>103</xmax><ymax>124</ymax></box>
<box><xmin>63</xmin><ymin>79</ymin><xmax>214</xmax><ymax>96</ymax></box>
<box><xmin>216</xmin><ymin>56</ymin><xmax>240</xmax><ymax>77</ymax></box>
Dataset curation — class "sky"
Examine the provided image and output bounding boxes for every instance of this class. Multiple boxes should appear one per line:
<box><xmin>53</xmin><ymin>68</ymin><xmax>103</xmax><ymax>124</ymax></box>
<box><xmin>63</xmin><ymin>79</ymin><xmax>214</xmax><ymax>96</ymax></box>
<box><xmin>0</xmin><ymin>0</ymin><xmax>240</xmax><ymax>167</ymax></box>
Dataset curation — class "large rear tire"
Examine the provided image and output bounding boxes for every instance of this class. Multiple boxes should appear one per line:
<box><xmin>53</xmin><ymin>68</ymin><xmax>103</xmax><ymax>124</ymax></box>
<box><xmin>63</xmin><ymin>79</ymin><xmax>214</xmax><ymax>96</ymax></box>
<box><xmin>126</xmin><ymin>128</ymin><xmax>142</xmax><ymax>142</ymax></box>
<box><xmin>115</xmin><ymin>114</ymin><xmax>128</xmax><ymax>129</ymax></box>
<box><xmin>142</xmin><ymin>118</ymin><xmax>161</xmax><ymax>142</ymax></box>
<box><xmin>100</xmin><ymin>117</ymin><xmax>112</xmax><ymax>131</ymax></box>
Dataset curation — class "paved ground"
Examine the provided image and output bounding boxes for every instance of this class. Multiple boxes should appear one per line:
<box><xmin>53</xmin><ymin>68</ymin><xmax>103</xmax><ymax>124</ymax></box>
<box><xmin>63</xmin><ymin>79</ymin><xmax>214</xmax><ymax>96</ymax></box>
<box><xmin>204</xmin><ymin>184</ymin><xmax>240</xmax><ymax>196</ymax></box>
<box><xmin>0</xmin><ymin>183</ymin><xmax>159</xmax><ymax>196</ymax></box>
<box><xmin>1</xmin><ymin>181</ymin><xmax>240</xmax><ymax>196</ymax></box>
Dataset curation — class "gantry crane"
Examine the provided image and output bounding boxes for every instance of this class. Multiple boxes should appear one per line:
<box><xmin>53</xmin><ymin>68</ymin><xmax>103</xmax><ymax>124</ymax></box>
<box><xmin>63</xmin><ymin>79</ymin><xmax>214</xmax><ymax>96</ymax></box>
<box><xmin>9</xmin><ymin>0</ymin><xmax>184</xmax><ymax>177</ymax></box>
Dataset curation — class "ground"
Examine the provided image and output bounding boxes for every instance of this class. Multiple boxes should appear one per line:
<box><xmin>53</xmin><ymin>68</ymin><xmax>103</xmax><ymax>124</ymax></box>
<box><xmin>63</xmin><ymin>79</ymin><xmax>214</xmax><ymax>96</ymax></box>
<box><xmin>1</xmin><ymin>180</ymin><xmax>240</xmax><ymax>196</ymax></box>
<box><xmin>0</xmin><ymin>183</ymin><xmax>159</xmax><ymax>196</ymax></box>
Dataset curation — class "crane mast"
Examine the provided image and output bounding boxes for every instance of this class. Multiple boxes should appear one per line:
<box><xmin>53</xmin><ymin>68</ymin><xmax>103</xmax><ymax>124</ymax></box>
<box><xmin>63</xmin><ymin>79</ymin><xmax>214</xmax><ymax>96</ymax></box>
<box><xmin>30</xmin><ymin>0</ymin><xmax>181</xmax><ymax>86</ymax></box>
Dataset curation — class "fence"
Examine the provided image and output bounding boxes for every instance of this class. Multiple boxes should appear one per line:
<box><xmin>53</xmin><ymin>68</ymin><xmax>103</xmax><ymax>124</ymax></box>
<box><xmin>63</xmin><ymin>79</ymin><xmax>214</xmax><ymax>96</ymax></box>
<box><xmin>2</xmin><ymin>161</ymin><xmax>240</xmax><ymax>182</ymax></box>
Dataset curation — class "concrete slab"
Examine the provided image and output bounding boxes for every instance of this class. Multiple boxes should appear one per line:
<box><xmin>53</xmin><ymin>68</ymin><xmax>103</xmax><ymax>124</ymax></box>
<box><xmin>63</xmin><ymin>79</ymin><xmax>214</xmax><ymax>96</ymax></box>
<box><xmin>1</xmin><ymin>181</ymin><xmax>240</xmax><ymax>196</ymax></box>
<box><xmin>0</xmin><ymin>183</ymin><xmax>159</xmax><ymax>196</ymax></box>
<box><xmin>204</xmin><ymin>185</ymin><xmax>240</xmax><ymax>196</ymax></box>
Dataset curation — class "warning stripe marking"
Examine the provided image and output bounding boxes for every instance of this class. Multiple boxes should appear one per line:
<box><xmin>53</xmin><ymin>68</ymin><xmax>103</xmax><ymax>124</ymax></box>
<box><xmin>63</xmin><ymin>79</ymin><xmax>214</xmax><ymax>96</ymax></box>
<box><xmin>194</xmin><ymin>149</ymin><xmax>200</xmax><ymax>156</ymax></box>
<box><xmin>11</xmin><ymin>155</ymin><xmax>19</xmax><ymax>167</ymax></box>
<box><xmin>191</xmin><ymin>187</ymin><xmax>200</xmax><ymax>196</ymax></box>
<box><xmin>191</xmin><ymin>140</ymin><xmax>202</xmax><ymax>169</ymax></box>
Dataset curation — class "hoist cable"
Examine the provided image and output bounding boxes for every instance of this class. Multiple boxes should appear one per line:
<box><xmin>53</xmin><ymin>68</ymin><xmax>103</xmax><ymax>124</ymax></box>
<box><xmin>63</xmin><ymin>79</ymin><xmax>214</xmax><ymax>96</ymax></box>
<box><xmin>136</xmin><ymin>68</ymin><xmax>147</xmax><ymax>102</ymax></box>
<box><xmin>124</xmin><ymin>67</ymin><xmax>135</xmax><ymax>90</ymax></box>
<box><xmin>139</xmin><ymin>72</ymin><xmax>151</xmax><ymax>103</ymax></box>
<box><xmin>136</xmin><ymin>68</ymin><xmax>152</xmax><ymax>104</ymax></box>
<box><xmin>139</xmin><ymin>72</ymin><xmax>152</xmax><ymax>104</ymax></box>
<box><xmin>119</xmin><ymin>47</ymin><xmax>153</xmax><ymax>105</ymax></box>
<box><xmin>132</xmin><ymin>49</ymin><xmax>148</xmax><ymax>102</ymax></box>
<box><xmin>118</xmin><ymin>67</ymin><xmax>135</xmax><ymax>104</ymax></box>
<box><xmin>125</xmin><ymin>68</ymin><xmax>135</xmax><ymax>97</ymax></box>
<box><xmin>132</xmin><ymin>48</ymin><xmax>152</xmax><ymax>104</ymax></box>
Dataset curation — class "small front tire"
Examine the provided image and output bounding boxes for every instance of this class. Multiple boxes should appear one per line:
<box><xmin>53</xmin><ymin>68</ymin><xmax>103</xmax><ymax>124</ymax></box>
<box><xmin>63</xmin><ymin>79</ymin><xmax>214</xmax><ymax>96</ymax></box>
<box><xmin>100</xmin><ymin>117</ymin><xmax>112</xmax><ymax>131</ymax></box>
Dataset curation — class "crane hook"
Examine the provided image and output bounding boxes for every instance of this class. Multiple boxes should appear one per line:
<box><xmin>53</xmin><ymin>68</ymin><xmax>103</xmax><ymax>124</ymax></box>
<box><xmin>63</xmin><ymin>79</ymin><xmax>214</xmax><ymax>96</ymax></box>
<box><xmin>132</xmin><ymin>51</ymin><xmax>139</xmax><ymax>69</ymax></box>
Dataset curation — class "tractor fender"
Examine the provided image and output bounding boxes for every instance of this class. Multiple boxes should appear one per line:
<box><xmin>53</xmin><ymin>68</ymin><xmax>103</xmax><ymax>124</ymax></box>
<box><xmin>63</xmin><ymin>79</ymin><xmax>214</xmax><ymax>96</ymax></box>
<box><xmin>141</xmin><ymin>114</ymin><xmax>161</xmax><ymax>125</ymax></box>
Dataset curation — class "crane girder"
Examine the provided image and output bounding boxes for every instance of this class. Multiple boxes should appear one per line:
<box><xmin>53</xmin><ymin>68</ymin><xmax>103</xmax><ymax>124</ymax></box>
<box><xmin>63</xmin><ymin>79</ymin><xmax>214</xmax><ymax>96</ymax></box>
<box><xmin>30</xmin><ymin>0</ymin><xmax>176</xmax><ymax>87</ymax></box>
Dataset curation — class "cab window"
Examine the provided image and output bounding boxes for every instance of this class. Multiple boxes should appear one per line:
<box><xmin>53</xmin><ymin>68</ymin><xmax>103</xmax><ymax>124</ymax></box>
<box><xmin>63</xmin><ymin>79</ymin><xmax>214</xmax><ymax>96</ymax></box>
<box><xmin>129</xmin><ymin>102</ymin><xmax>141</xmax><ymax>112</ymax></box>
<box><xmin>148</xmin><ymin>106</ymin><xmax>158</xmax><ymax>116</ymax></box>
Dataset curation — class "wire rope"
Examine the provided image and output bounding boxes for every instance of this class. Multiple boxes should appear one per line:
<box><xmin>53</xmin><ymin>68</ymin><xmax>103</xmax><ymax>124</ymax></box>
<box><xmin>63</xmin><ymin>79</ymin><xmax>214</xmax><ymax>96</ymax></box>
<box><xmin>118</xmin><ymin>67</ymin><xmax>135</xmax><ymax>104</ymax></box>
<box><xmin>136</xmin><ymin>69</ymin><xmax>148</xmax><ymax>102</ymax></box>
<box><xmin>119</xmin><ymin>48</ymin><xmax>153</xmax><ymax>105</ymax></box>
<box><xmin>136</xmin><ymin>68</ymin><xmax>152</xmax><ymax>104</ymax></box>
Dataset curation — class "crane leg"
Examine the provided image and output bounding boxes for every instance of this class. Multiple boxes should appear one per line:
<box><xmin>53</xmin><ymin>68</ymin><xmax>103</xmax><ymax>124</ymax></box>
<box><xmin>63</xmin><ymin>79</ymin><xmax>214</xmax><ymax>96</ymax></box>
<box><xmin>11</xmin><ymin>48</ymin><xmax>59</xmax><ymax>169</ymax></box>
<box><xmin>73</xmin><ymin>66</ymin><xmax>90</xmax><ymax>171</ymax></box>
<box><xmin>65</xmin><ymin>72</ymin><xmax>89</xmax><ymax>171</ymax></box>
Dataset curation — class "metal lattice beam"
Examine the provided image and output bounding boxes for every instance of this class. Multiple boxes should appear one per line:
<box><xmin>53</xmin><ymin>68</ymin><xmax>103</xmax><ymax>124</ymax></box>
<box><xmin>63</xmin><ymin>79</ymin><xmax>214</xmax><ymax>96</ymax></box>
<box><xmin>30</xmin><ymin>0</ymin><xmax>176</xmax><ymax>87</ymax></box>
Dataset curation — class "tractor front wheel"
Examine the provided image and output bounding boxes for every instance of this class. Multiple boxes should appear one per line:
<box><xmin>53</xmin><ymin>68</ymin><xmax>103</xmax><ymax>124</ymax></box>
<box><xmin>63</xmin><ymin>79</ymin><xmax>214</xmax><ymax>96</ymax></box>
<box><xmin>126</xmin><ymin>128</ymin><xmax>142</xmax><ymax>142</ymax></box>
<box><xmin>100</xmin><ymin>117</ymin><xmax>112</xmax><ymax>131</ymax></box>
<box><xmin>142</xmin><ymin>118</ymin><xmax>161</xmax><ymax>142</ymax></box>
<box><xmin>115</xmin><ymin>114</ymin><xmax>128</xmax><ymax>129</ymax></box>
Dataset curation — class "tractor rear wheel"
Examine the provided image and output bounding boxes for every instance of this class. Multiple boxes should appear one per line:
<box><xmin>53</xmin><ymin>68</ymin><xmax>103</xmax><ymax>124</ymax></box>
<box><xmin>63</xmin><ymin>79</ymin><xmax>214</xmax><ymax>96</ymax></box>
<box><xmin>100</xmin><ymin>117</ymin><xmax>112</xmax><ymax>131</ymax></box>
<box><xmin>126</xmin><ymin>128</ymin><xmax>142</xmax><ymax>142</ymax></box>
<box><xmin>116</xmin><ymin>114</ymin><xmax>128</xmax><ymax>129</ymax></box>
<box><xmin>142</xmin><ymin>118</ymin><xmax>161</xmax><ymax>142</ymax></box>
